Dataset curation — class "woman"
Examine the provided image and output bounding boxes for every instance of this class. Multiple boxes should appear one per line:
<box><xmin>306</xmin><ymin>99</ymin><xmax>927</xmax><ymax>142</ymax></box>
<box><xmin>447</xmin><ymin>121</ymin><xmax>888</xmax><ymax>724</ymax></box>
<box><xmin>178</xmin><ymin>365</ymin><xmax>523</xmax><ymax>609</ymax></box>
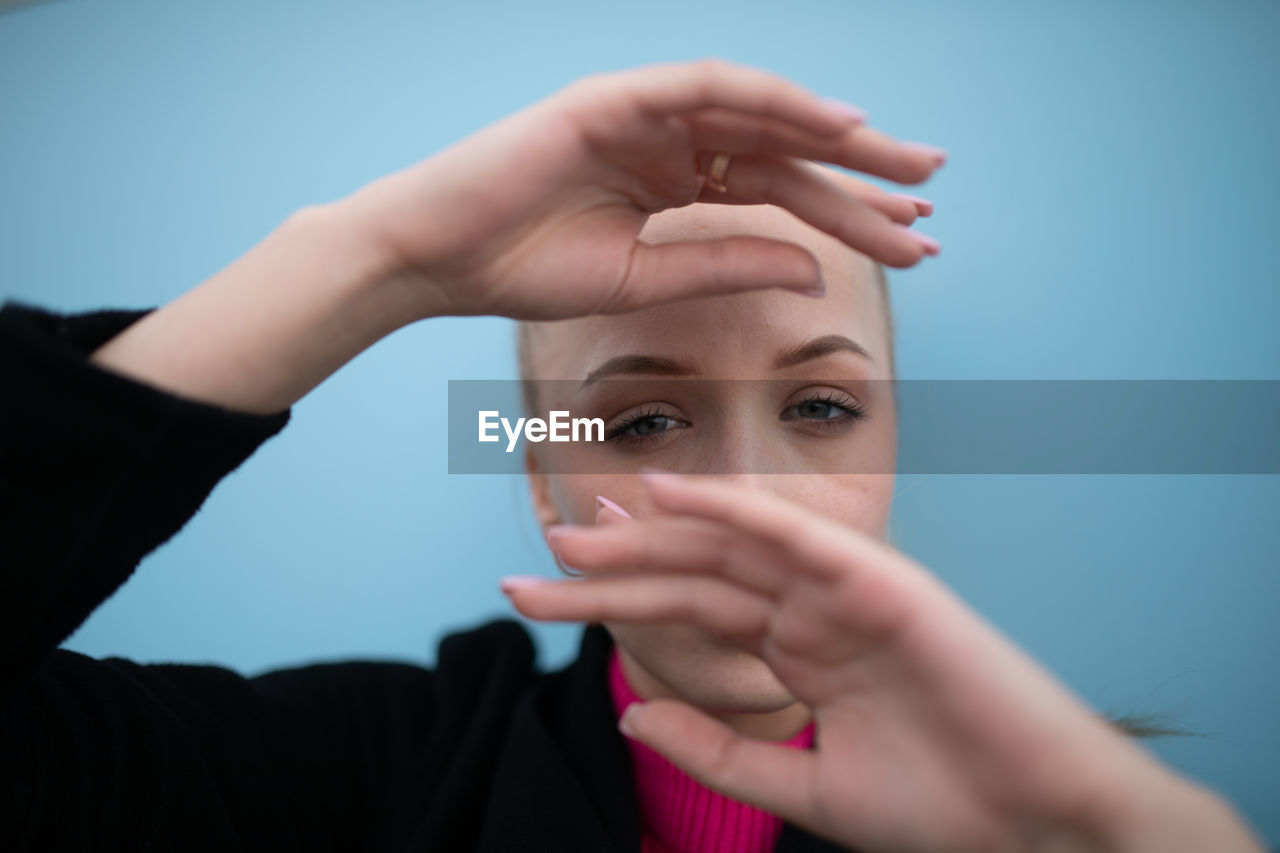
<box><xmin>0</xmin><ymin>58</ymin><xmax>1264</xmax><ymax>852</ymax></box>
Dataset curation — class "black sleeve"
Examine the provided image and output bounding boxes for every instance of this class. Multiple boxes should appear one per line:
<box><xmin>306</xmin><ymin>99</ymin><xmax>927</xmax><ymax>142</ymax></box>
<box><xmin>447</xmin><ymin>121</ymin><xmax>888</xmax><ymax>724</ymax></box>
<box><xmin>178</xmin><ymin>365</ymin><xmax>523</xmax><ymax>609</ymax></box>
<box><xmin>0</xmin><ymin>300</ymin><xmax>436</xmax><ymax>851</ymax></box>
<box><xmin>0</xmin><ymin>299</ymin><xmax>292</xmax><ymax>673</ymax></box>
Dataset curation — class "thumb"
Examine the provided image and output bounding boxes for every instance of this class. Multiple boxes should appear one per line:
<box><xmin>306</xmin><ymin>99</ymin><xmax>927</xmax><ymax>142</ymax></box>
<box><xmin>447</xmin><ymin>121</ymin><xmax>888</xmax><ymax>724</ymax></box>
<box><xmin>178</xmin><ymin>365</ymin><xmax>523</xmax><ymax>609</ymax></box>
<box><xmin>608</xmin><ymin>236</ymin><xmax>826</xmax><ymax>312</ymax></box>
<box><xmin>619</xmin><ymin>698</ymin><xmax>817</xmax><ymax>825</ymax></box>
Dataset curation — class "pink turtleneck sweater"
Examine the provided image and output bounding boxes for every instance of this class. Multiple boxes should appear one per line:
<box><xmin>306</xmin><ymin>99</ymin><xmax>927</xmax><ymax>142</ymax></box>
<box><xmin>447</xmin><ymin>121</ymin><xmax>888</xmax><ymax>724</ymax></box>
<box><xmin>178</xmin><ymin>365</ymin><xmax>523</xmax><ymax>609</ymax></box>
<box><xmin>607</xmin><ymin>647</ymin><xmax>816</xmax><ymax>853</ymax></box>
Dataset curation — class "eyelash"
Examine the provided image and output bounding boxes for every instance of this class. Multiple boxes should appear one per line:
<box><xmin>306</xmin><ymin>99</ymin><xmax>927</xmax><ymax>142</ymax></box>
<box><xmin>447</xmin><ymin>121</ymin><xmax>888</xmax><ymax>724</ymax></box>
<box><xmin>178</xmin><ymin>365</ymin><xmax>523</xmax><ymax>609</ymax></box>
<box><xmin>604</xmin><ymin>392</ymin><xmax>870</xmax><ymax>447</ymax></box>
<box><xmin>785</xmin><ymin>390</ymin><xmax>871</xmax><ymax>429</ymax></box>
<box><xmin>605</xmin><ymin>406</ymin><xmax>673</xmax><ymax>445</ymax></box>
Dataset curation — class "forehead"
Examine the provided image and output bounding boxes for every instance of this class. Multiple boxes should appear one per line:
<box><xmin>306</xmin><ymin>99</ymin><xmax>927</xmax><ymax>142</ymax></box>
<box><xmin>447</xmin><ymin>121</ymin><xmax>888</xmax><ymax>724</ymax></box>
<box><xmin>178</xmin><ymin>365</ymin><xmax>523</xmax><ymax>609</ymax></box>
<box><xmin>526</xmin><ymin>202</ymin><xmax>888</xmax><ymax>379</ymax></box>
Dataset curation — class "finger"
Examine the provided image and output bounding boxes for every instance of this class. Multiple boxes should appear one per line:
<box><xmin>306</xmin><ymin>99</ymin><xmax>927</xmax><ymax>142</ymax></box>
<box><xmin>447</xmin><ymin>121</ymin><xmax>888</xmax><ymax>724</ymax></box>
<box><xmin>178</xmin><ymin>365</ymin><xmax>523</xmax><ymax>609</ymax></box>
<box><xmin>599</xmin><ymin>57</ymin><xmax>866</xmax><ymax>139</ymax></box>
<box><xmin>638</xmin><ymin>470</ymin><xmax>875</xmax><ymax>575</ymax></box>
<box><xmin>683</xmin><ymin>141</ymin><xmax>922</xmax><ymax>225</ymax></box>
<box><xmin>859</xmin><ymin>190</ymin><xmax>927</xmax><ymax>225</ymax></box>
<box><xmin>684</xmin><ymin>108</ymin><xmax>942</xmax><ymax>187</ymax></box>
<box><xmin>609</xmin><ymin>233</ymin><xmax>828</xmax><ymax>310</ymax></box>
<box><xmin>502</xmin><ymin>572</ymin><xmax>774</xmax><ymax>654</ymax></box>
<box><xmin>650</xmin><ymin>472</ymin><xmax>921</xmax><ymax>591</ymax></box>
<box><xmin>545</xmin><ymin>523</ymin><xmax>868</xmax><ymax>665</ymax></box>
<box><xmin>808</xmin><ymin>162</ymin><xmax>932</xmax><ymax>222</ymax></box>
<box><xmin>636</xmin><ymin>470</ymin><xmax>927</xmax><ymax>642</ymax></box>
<box><xmin>622</xmin><ymin>698</ymin><xmax>819</xmax><ymax>828</ymax></box>
<box><xmin>889</xmin><ymin>193</ymin><xmax>934</xmax><ymax>217</ymax></box>
<box><xmin>795</xmin><ymin>162</ymin><xmax>925</xmax><ymax>226</ymax></box>
<box><xmin>688</xmin><ymin>153</ymin><xmax>940</xmax><ymax>267</ymax></box>
<box><xmin>547</xmin><ymin>514</ymin><xmax>799</xmax><ymax>598</ymax></box>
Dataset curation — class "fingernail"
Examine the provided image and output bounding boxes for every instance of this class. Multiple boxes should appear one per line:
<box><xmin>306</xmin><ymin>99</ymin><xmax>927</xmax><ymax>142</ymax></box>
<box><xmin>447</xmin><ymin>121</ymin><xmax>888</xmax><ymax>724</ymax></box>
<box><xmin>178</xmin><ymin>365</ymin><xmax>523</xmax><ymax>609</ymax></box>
<box><xmin>500</xmin><ymin>575</ymin><xmax>551</xmax><ymax>591</ymax></box>
<box><xmin>902</xmin><ymin>141</ymin><xmax>948</xmax><ymax>168</ymax></box>
<box><xmin>898</xmin><ymin>225</ymin><xmax>941</xmax><ymax>256</ymax></box>
<box><xmin>619</xmin><ymin>702</ymin><xmax>643</xmax><ymax>738</ymax></box>
<box><xmin>890</xmin><ymin>193</ymin><xmax>934</xmax><ymax>217</ymax></box>
<box><xmin>595</xmin><ymin>495</ymin><xmax>632</xmax><ymax>518</ymax></box>
<box><xmin>792</xmin><ymin>269</ymin><xmax>826</xmax><ymax>298</ymax></box>
<box><xmin>820</xmin><ymin>96</ymin><xmax>868</xmax><ymax>124</ymax></box>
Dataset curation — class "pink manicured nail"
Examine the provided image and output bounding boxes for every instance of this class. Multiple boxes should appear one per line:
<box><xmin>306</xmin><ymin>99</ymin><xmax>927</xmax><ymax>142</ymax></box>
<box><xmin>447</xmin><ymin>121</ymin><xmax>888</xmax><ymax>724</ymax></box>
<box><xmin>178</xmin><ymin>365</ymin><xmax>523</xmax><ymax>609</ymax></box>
<box><xmin>595</xmin><ymin>495</ymin><xmax>632</xmax><ymax>518</ymax></box>
<box><xmin>891</xmin><ymin>193</ymin><xmax>934</xmax><ymax>217</ymax></box>
<box><xmin>619</xmin><ymin>702</ymin><xmax>643</xmax><ymax>737</ymax></box>
<box><xmin>500</xmin><ymin>575</ymin><xmax>551</xmax><ymax>591</ymax></box>
<box><xmin>902</xmin><ymin>141</ymin><xmax>948</xmax><ymax>167</ymax></box>
<box><xmin>791</xmin><ymin>269</ymin><xmax>826</xmax><ymax>298</ymax></box>
<box><xmin>820</xmin><ymin>96</ymin><xmax>869</xmax><ymax>124</ymax></box>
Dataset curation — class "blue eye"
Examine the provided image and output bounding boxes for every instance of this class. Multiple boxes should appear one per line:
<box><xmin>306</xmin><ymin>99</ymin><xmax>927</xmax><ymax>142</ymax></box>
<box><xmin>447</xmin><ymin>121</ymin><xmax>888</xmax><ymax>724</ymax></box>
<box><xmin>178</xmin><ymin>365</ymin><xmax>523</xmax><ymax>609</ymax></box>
<box><xmin>605</xmin><ymin>407</ymin><xmax>686</xmax><ymax>445</ymax></box>
<box><xmin>796</xmin><ymin>399</ymin><xmax>844</xmax><ymax>419</ymax></box>
<box><xmin>604</xmin><ymin>391</ymin><xmax>869</xmax><ymax>449</ymax></box>
<box><xmin>782</xmin><ymin>392</ymin><xmax>870</xmax><ymax>428</ymax></box>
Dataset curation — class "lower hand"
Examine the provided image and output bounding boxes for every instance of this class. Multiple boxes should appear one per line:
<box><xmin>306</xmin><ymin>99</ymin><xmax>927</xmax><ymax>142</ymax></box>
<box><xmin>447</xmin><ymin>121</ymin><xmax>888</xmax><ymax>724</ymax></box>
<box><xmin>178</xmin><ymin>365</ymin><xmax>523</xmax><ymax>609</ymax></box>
<box><xmin>340</xmin><ymin>58</ymin><xmax>946</xmax><ymax>321</ymax></box>
<box><xmin>502</xmin><ymin>470</ymin><xmax>1265</xmax><ymax>853</ymax></box>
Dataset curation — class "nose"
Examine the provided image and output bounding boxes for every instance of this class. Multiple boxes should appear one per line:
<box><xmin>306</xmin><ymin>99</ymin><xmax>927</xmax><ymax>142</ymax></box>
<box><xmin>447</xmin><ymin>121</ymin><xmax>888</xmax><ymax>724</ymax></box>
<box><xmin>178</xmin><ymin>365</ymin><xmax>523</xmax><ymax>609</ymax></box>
<box><xmin>693</xmin><ymin>419</ymin><xmax>782</xmax><ymax>489</ymax></box>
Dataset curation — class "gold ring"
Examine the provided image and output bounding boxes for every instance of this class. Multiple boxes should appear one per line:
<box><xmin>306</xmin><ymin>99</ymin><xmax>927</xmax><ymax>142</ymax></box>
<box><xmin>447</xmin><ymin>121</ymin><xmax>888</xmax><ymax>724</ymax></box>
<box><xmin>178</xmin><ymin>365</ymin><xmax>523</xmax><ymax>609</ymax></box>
<box><xmin>706</xmin><ymin>152</ymin><xmax>732</xmax><ymax>193</ymax></box>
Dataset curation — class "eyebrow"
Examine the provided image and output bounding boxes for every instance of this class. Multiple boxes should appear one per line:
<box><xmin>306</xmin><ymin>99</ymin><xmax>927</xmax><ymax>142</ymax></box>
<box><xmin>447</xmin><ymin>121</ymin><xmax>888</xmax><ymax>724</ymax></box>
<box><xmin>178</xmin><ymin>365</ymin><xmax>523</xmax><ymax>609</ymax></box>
<box><xmin>579</xmin><ymin>334</ymin><xmax>874</xmax><ymax>388</ymax></box>
<box><xmin>773</xmin><ymin>334</ymin><xmax>875</xmax><ymax>370</ymax></box>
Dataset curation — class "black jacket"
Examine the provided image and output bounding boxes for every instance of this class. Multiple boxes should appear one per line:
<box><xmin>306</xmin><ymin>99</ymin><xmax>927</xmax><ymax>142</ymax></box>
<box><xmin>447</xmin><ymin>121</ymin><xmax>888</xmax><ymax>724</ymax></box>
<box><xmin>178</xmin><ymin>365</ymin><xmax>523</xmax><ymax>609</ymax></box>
<box><xmin>0</xmin><ymin>301</ymin><xmax>852</xmax><ymax>852</ymax></box>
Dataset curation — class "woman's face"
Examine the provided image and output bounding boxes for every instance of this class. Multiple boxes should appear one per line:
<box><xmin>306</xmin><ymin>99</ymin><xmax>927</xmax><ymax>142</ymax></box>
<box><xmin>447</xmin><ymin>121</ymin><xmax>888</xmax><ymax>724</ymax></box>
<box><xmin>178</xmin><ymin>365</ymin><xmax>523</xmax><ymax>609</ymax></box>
<box><xmin>524</xmin><ymin>201</ymin><xmax>897</xmax><ymax>726</ymax></box>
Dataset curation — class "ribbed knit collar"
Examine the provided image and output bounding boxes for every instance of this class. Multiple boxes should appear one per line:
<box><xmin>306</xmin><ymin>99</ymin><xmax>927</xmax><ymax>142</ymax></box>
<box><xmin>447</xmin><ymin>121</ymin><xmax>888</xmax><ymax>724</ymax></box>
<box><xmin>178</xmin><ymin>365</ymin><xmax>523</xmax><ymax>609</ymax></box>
<box><xmin>606</xmin><ymin>646</ymin><xmax>816</xmax><ymax>853</ymax></box>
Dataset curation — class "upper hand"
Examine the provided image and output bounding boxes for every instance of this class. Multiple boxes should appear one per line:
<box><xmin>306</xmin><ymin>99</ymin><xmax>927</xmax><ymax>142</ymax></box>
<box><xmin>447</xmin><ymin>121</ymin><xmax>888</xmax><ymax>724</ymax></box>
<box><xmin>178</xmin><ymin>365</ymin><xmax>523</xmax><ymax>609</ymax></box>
<box><xmin>341</xmin><ymin>58</ymin><xmax>946</xmax><ymax>321</ymax></box>
<box><xmin>502</xmin><ymin>470</ymin><xmax>1264</xmax><ymax>853</ymax></box>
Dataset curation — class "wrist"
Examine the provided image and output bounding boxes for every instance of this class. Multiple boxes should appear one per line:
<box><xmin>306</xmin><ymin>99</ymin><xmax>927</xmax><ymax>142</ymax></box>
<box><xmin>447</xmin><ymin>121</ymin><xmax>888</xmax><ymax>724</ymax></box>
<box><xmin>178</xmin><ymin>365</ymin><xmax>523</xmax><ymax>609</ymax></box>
<box><xmin>323</xmin><ymin>171</ymin><xmax>461</xmax><ymax>321</ymax></box>
<box><xmin>88</xmin><ymin>199</ymin><xmax>433</xmax><ymax>415</ymax></box>
<box><xmin>283</xmin><ymin>199</ymin><xmax>439</xmax><ymax>328</ymax></box>
<box><xmin>1076</xmin><ymin>769</ymin><xmax>1264</xmax><ymax>853</ymax></box>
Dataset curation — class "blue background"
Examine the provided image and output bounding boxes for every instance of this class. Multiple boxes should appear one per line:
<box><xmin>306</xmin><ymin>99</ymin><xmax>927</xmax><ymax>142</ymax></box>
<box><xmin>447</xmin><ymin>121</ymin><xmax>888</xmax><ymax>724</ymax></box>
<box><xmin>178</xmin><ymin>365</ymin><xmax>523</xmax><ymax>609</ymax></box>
<box><xmin>2</xmin><ymin>0</ymin><xmax>1276</xmax><ymax>842</ymax></box>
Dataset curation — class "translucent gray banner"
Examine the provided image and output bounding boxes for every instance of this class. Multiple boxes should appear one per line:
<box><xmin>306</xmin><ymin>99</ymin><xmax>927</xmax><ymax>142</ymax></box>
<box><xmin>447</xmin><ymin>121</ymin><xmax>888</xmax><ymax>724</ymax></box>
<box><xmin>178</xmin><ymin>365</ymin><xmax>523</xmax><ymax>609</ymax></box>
<box><xmin>447</xmin><ymin>379</ymin><xmax>1280</xmax><ymax>474</ymax></box>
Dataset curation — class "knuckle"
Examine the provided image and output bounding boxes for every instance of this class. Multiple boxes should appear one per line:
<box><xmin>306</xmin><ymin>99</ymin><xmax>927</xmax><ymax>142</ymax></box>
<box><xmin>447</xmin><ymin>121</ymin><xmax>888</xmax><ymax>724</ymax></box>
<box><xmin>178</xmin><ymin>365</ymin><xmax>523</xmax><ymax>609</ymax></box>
<box><xmin>693</xmin><ymin>55</ymin><xmax>726</xmax><ymax>73</ymax></box>
<box><xmin>714</xmin><ymin>526</ymin><xmax>739</xmax><ymax>557</ymax></box>
<box><xmin>565</xmin><ymin>72</ymin><xmax>603</xmax><ymax>93</ymax></box>
<box><xmin>751</xmin><ymin>154</ymin><xmax>789</xmax><ymax>203</ymax></box>
<box><xmin>637</xmin><ymin>534</ymin><xmax>663</xmax><ymax>573</ymax></box>
<box><xmin>565</xmin><ymin>70</ymin><xmax>618</xmax><ymax>102</ymax></box>
<box><xmin>689</xmin><ymin>578</ymin><xmax>717</xmax><ymax>621</ymax></box>
<box><xmin>824</xmin><ymin>207</ymin><xmax>864</xmax><ymax>252</ymax></box>
<box><xmin>701</xmin><ymin>238</ymin><xmax>735</xmax><ymax>286</ymax></box>
<box><xmin>701</xmin><ymin>728</ymin><xmax>738</xmax><ymax>781</ymax></box>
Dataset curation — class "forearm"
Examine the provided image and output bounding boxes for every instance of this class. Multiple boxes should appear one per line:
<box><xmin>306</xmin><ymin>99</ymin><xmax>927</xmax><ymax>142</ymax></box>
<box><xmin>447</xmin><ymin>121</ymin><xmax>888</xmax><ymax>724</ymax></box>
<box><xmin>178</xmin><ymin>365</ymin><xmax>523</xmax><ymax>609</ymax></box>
<box><xmin>1096</xmin><ymin>775</ymin><xmax>1266</xmax><ymax>853</ymax></box>
<box><xmin>88</xmin><ymin>201</ymin><xmax>424</xmax><ymax>415</ymax></box>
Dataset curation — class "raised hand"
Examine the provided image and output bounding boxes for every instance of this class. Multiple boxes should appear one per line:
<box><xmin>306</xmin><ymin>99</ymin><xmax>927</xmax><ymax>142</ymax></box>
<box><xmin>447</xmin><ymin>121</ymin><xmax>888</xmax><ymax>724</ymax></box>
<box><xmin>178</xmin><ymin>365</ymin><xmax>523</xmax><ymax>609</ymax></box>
<box><xmin>502</xmin><ymin>470</ymin><xmax>1265</xmax><ymax>853</ymax></box>
<box><xmin>344</xmin><ymin>57</ymin><xmax>946</xmax><ymax>321</ymax></box>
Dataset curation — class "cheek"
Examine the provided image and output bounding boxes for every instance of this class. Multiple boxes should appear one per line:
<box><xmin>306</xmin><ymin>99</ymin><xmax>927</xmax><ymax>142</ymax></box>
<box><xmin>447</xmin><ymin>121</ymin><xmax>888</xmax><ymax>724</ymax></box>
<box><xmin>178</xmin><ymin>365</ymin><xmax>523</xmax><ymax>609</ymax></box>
<box><xmin>783</xmin><ymin>474</ymin><xmax>895</xmax><ymax>537</ymax></box>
